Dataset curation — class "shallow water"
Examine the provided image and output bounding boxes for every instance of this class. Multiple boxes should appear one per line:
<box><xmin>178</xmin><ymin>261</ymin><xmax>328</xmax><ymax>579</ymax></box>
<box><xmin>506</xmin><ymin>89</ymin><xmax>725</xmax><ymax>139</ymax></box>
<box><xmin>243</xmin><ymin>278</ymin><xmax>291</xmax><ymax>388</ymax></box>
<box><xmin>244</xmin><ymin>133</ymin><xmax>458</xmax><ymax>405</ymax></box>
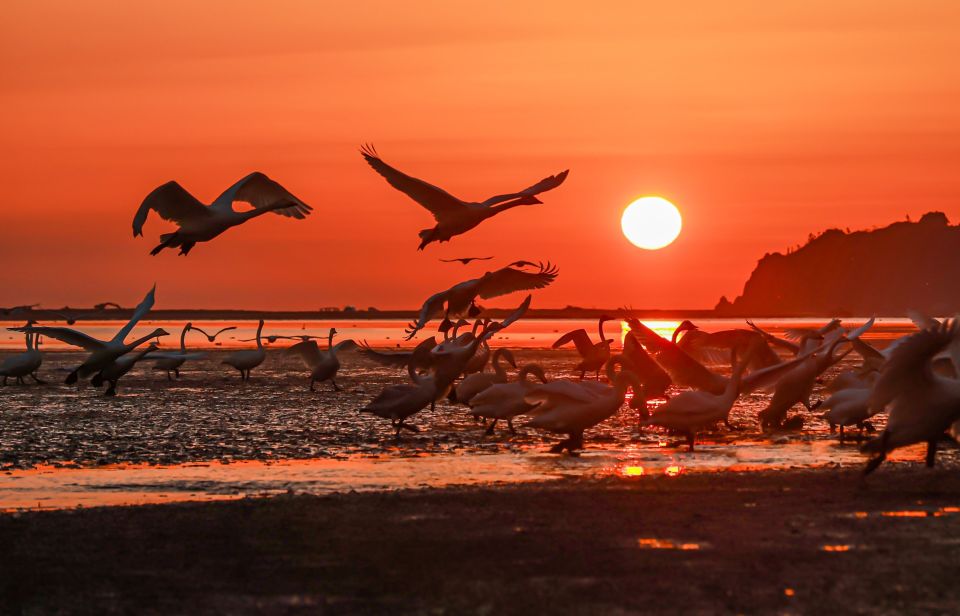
<box><xmin>0</xmin><ymin>318</ymin><xmax>946</xmax><ymax>511</ymax></box>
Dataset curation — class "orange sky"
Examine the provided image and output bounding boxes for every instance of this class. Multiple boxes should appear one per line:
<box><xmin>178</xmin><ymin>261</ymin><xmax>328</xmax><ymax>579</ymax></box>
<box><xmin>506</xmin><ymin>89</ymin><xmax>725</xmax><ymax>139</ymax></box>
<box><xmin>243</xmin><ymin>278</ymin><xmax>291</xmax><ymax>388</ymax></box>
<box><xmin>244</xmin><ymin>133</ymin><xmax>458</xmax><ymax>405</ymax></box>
<box><xmin>2</xmin><ymin>1</ymin><xmax>960</xmax><ymax>310</ymax></box>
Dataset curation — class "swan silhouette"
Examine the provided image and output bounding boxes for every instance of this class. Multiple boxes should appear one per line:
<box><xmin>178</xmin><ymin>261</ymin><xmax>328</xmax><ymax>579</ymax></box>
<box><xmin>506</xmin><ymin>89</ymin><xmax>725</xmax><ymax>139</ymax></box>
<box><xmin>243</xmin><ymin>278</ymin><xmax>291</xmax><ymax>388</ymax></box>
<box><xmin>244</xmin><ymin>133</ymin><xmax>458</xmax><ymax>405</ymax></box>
<box><xmin>222</xmin><ymin>319</ymin><xmax>266</xmax><ymax>382</ymax></box>
<box><xmin>285</xmin><ymin>328</ymin><xmax>357</xmax><ymax>391</ymax></box>
<box><xmin>0</xmin><ymin>331</ymin><xmax>44</xmax><ymax>385</ymax></box>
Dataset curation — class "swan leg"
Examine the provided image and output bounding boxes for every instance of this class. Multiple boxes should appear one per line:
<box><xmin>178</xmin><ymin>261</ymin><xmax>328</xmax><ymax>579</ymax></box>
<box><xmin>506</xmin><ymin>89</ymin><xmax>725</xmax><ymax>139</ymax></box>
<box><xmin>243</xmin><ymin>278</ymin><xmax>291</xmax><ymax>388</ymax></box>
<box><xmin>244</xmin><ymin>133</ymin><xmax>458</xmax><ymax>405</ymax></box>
<box><xmin>16</xmin><ymin>376</ymin><xmax>25</xmax><ymax>385</ymax></box>
<box><xmin>1</xmin><ymin>376</ymin><xmax>6</xmax><ymax>386</ymax></box>
<box><xmin>105</xmin><ymin>382</ymin><xmax>117</xmax><ymax>397</ymax></box>
<box><xmin>578</xmin><ymin>369</ymin><xmax>585</xmax><ymax>381</ymax></box>
<box><xmin>839</xmin><ymin>425</ymin><xmax>845</xmax><ymax>443</ymax></box>
<box><xmin>687</xmin><ymin>432</ymin><xmax>696</xmax><ymax>452</ymax></box>
<box><xmin>166</xmin><ymin>371</ymin><xmax>173</xmax><ymax>381</ymax></box>
<box><xmin>31</xmin><ymin>373</ymin><xmax>47</xmax><ymax>385</ymax></box>
<box><xmin>507</xmin><ymin>419</ymin><xmax>516</xmax><ymax>434</ymax></box>
<box><xmin>926</xmin><ymin>439</ymin><xmax>938</xmax><ymax>468</ymax></box>
<box><xmin>174</xmin><ymin>368</ymin><xmax>180</xmax><ymax>379</ymax></box>
<box><xmin>400</xmin><ymin>422</ymin><xmax>419</xmax><ymax>433</ymax></box>
<box><xmin>331</xmin><ymin>380</ymin><xmax>341</xmax><ymax>392</ymax></box>
<box><xmin>548</xmin><ymin>438</ymin><xmax>569</xmax><ymax>454</ymax></box>
<box><xmin>863</xmin><ymin>431</ymin><xmax>890</xmax><ymax>476</ymax></box>
<box><xmin>309</xmin><ymin>380</ymin><xmax>315</xmax><ymax>392</ymax></box>
<box><xmin>569</xmin><ymin>431</ymin><xmax>584</xmax><ymax>452</ymax></box>
<box><xmin>484</xmin><ymin>419</ymin><xmax>498</xmax><ymax>436</ymax></box>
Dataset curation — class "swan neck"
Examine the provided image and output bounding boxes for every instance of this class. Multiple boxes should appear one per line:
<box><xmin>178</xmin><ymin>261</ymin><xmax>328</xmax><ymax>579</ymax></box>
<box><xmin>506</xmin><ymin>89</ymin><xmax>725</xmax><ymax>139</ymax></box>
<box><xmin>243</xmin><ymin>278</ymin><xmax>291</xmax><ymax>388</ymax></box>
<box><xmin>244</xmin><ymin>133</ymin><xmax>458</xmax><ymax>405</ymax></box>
<box><xmin>256</xmin><ymin>321</ymin><xmax>264</xmax><ymax>349</ymax></box>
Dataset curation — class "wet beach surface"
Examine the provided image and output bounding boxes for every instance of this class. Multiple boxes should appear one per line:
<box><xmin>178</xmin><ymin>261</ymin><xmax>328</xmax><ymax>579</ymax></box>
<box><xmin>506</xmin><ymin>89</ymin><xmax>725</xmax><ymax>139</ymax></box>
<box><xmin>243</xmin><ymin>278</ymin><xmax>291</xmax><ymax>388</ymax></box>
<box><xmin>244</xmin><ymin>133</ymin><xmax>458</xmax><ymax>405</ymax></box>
<box><xmin>3</xmin><ymin>468</ymin><xmax>960</xmax><ymax>614</ymax></box>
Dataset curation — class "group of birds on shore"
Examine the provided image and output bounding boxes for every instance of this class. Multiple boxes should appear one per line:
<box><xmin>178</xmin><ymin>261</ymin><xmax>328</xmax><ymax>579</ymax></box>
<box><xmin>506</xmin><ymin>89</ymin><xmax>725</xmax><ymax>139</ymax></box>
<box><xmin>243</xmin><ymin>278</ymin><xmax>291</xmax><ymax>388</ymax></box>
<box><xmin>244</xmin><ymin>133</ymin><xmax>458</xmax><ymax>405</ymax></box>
<box><xmin>2</xmin><ymin>146</ymin><xmax>958</xmax><ymax>474</ymax></box>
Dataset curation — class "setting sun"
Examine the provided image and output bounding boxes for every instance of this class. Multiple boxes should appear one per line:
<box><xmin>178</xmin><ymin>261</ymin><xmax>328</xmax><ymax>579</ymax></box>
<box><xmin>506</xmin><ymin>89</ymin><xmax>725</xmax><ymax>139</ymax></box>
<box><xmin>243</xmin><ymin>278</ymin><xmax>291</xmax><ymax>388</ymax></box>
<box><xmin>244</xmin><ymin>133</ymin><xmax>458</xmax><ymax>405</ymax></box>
<box><xmin>621</xmin><ymin>197</ymin><xmax>683</xmax><ymax>250</ymax></box>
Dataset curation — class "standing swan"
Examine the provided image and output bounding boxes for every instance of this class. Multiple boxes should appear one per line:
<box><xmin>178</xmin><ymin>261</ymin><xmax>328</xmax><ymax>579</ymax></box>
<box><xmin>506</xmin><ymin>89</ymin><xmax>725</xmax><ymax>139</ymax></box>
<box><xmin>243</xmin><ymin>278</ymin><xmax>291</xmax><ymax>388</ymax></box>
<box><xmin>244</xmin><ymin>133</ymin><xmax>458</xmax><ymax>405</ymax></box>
<box><xmin>469</xmin><ymin>363</ymin><xmax>549</xmax><ymax>435</ymax></box>
<box><xmin>455</xmin><ymin>348</ymin><xmax>517</xmax><ymax>405</ymax></box>
<box><xmin>0</xmin><ymin>332</ymin><xmax>44</xmax><ymax>385</ymax></box>
<box><xmin>222</xmin><ymin>319</ymin><xmax>266</xmax><ymax>382</ymax></box>
<box><xmin>11</xmin><ymin>286</ymin><xmax>168</xmax><ymax>385</ymax></box>
<box><xmin>146</xmin><ymin>323</ymin><xmax>207</xmax><ymax>380</ymax></box>
<box><xmin>360</xmin><ymin>144</ymin><xmax>568</xmax><ymax>250</ymax></box>
<box><xmin>553</xmin><ymin>316</ymin><xmax>613</xmax><ymax>380</ymax></box>
<box><xmin>361</xmin><ymin>362</ymin><xmax>446</xmax><ymax>438</ymax></box>
<box><xmin>133</xmin><ymin>173</ymin><xmax>312</xmax><ymax>255</ymax></box>
<box><xmin>286</xmin><ymin>328</ymin><xmax>358</xmax><ymax>391</ymax></box>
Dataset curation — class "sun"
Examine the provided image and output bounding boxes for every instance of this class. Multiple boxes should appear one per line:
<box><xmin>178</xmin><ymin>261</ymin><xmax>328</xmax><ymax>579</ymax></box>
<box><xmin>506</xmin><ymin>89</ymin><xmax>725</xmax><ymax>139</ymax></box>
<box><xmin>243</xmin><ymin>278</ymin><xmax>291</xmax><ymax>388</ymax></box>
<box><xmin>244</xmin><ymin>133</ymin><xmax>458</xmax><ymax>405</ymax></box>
<box><xmin>621</xmin><ymin>196</ymin><xmax>682</xmax><ymax>250</ymax></box>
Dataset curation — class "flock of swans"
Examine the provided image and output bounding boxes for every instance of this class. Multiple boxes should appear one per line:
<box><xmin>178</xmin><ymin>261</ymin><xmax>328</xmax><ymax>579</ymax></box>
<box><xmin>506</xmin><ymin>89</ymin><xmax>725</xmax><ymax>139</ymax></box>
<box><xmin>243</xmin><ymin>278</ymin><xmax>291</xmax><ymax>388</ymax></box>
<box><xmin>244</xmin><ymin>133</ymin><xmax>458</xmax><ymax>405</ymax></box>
<box><xmin>2</xmin><ymin>145</ymin><xmax>959</xmax><ymax>475</ymax></box>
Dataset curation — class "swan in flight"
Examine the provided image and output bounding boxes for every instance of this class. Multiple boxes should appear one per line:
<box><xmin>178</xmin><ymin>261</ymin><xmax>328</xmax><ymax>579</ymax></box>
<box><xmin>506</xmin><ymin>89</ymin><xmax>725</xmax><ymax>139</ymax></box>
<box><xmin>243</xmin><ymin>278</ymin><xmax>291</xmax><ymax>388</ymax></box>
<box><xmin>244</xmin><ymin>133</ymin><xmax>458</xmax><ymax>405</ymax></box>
<box><xmin>0</xmin><ymin>331</ymin><xmax>44</xmax><ymax>385</ymax></box>
<box><xmin>524</xmin><ymin>358</ymin><xmax>642</xmax><ymax>453</ymax></box>
<box><xmin>440</xmin><ymin>256</ymin><xmax>493</xmax><ymax>265</ymax></box>
<box><xmin>454</xmin><ymin>348</ymin><xmax>516</xmax><ymax>405</ymax></box>
<box><xmin>133</xmin><ymin>172</ymin><xmax>312</xmax><ymax>255</ymax></box>
<box><xmin>553</xmin><ymin>316</ymin><xmax>613</xmax><ymax>380</ymax></box>
<box><xmin>10</xmin><ymin>286</ymin><xmax>168</xmax><ymax>384</ymax></box>
<box><xmin>672</xmin><ymin>321</ymin><xmax>779</xmax><ymax>369</ymax></box>
<box><xmin>285</xmin><ymin>328</ymin><xmax>357</xmax><ymax>391</ymax></box>
<box><xmin>91</xmin><ymin>343</ymin><xmax>159</xmax><ymax>396</ymax></box>
<box><xmin>643</xmin><ymin>354</ymin><xmax>752</xmax><ymax>450</ymax></box>
<box><xmin>863</xmin><ymin>319</ymin><xmax>960</xmax><ymax>474</ymax></box>
<box><xmin>145</xmin><ymin>323</ymin><xmax>206</xmax><ymax>380</ymax></box>
<box><xmin>222</xmin><ymin>319</ymin><xmax>266</xmax><ymax>382</ymax></box>
<box><xmin>468</xmin><ymin>363</ymin><xmax>548</xmax><ymax>435</ymax></box>
<box><xmin>404</xmin><ymin>261</ymin><xmax>557</xmax><ymax>340</ymax></box>
<box><xmin>190</xmin><ymin>325</ymin><xmax>237</xmax><ymax>342</ymax></box>
<box><xmin>360</xmin><ymin>144</ymin><xmax>568</xmax><ymax>249</ymax></box>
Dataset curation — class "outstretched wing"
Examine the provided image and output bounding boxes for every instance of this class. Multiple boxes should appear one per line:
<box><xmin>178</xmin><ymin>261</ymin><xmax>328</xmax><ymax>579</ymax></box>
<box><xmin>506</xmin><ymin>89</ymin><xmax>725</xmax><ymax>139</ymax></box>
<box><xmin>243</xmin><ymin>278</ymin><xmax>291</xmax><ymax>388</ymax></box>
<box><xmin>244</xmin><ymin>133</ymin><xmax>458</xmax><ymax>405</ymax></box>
<box><xmin>285</xmin><ymin>340</ymin><xmax>322</xmax><ymax>367</ymax></box>
<box><xmin>481</xmin><ymin>295</ymin><xmax>531</xmax><ymax>342</ymax></box>
<box><xmin>475</xmin><ymin>262</ymin><xmax>558</xmax><ymax>300</ymax></box>
<box><xmin>111</xmin><ymin>285</ymin><xmax>156</xmax><ymax>344</ymax></box>
<box><xmin>9</xmin><ymin>326</ymin><xmax>104</xmax><ymax>351</ymax></box>
<box><xmin>404</xmin><ymin>289</ymin><xmax>450</xmax><ymax>341</ymax></box>
<box><xmin>870</xmin><ymin>320</ymin><xmax>959</xmax><ymax>410</ymax></box>
<box><xmin>211</xmin><ymin>172</ymin><xmax>312</xmax><ymax>219</ymax></box>
<box><xmin>479</xmin><ymin>170</ymin><xmax>570</xmax><ymax>207</ymax></box>
<box><xmin>132</xmin><ymin>181</ymin><xmax>211</xmax><ymax>236</ymax></box>
<box><xmin>552</xmin><ymin>329</ymin><xmax>594</xmax><ymax>356</ymax></box>
<box><xmin>213</xmin><ymin>326</ymin><xmax>238</xmax><ymax>337</ymax></box>
<box><xmin>360</xmin><ymin>144</ymin><xmax>465</xmax><ymax>221</ymax></box>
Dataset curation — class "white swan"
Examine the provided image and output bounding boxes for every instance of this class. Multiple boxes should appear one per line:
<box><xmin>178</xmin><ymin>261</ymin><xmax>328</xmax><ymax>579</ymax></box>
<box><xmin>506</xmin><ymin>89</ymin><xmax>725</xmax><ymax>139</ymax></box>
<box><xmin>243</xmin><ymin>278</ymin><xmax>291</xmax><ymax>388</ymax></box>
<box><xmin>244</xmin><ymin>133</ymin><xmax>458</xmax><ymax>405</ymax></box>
<box><xmin>642</xmin><ymin>355</ymin><xmax>750</xmax><ymax>450</ymax></box>
<box><xmin>10</xmin><ymin>286</ymin><xmax>168</xmax><ymax>385</ymax></box>
<box><xmin>133</xmin><ymin>172</ymin><xmax>312</xmax><ymax>255</ymax></box>
<box><xmin>360</xmin><ymin>144</ymin><xmax>568</xmax><ymax>250</ymax></box>
<box><xmin>822</xmin><ymin>374</ymin><xmax>879</xmax><ymax>442</ymax></box>
<box><xmin>91</xmin><ymin>343</ymin><xmax>159</xmax><ymax>396</ymax></box>
<box><xmin>454</xmin><ymin>348</ymin><xmax>516</xmax><ymax>405</ymax></box>
<box><xmin>468</xmin><ymin>363</ymin><xmax>548</xmax><ymax>435</ymax></box>
<box><xmin>222</xmin><ymin>319</ymin><xmax>266</xmax><ymax>382</ymax></box>
<box><xmin>0</xmin><ymin>331</ymin><xmax>44</xmax><ymax>385</ymax></box>
<box><xmin>361</xmin><ymin>362</ymin><xmax>447</xmax><ymax>438</ymax></box>
<box><xmin>404</xmin><ymin>262</ymin><xmax>557</xmax><ymax>340</ymax></box>
<box><xmin>524</xmin><ymin>358</ymin><xmax>642</xmax><ymax>453</ymax></box>
<box><xmin>285</xmin><ymin>328</ymin><xmax>357</xmax><ymax>391</ymax></box>
<box><xmin>145</xmin><ymin>323</ymin><xmax>207</xmax><ymax>380</ymax></box>
<box><xmin>863</xmin><ymin>319</ymin><xmax>960</xmax><ymax>473</ymax></box>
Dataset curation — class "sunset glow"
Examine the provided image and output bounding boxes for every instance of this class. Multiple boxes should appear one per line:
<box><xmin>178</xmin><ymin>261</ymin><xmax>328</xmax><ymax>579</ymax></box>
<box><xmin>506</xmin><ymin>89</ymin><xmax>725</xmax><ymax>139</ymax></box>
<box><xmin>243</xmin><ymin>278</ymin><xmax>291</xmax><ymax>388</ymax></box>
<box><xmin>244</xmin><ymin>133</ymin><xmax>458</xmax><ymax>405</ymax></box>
<box><xmin>621</xmin><ymin>197</ymin><xmax>683</xmax><ymax>250</ymax></box>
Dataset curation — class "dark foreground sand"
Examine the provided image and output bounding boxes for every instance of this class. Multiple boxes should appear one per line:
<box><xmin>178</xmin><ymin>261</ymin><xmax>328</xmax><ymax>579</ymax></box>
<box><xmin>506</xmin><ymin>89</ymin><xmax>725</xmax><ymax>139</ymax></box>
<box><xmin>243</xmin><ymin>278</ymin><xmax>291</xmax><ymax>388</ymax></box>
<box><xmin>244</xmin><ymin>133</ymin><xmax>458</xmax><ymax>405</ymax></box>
<box><xmin>3</xmin><ymin>467</ymin><xmax>960</xmax><ymax>615</ymax></box>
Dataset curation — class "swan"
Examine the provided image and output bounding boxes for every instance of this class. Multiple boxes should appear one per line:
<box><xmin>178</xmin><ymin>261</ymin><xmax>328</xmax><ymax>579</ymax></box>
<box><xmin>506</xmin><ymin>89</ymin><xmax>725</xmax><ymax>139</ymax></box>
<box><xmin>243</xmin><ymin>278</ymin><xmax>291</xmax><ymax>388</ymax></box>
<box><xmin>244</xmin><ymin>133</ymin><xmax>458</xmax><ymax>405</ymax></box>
<box><xmin>404</xmin><ymin>261</ymin><xmax>557</xmax><ymax>339</ymax></box>
<box><xmin>672</xmin><ymin>321</ymin><xmax>780</xmax><ymax>369</ymax></box>
<box><xmin>757</xmin><ymin>333</ymin><xmax>852</xmax><ymax>430</ymax></box>
<box><xmin>10</xmin><ymin>286</ymin><xmax>168</xmax><ymax>384</ymax></box>
<box><xmin>553</xmin><ymin>316</ymin><xmax>614</xmax><ymax>380</ymax></box>
<box><xmin>862</xmin><ymin>320</ymin><xmax>960</xmax><ymax>474</ymax></box>
<box><xmin>524</xmin><ymin>357</ymin><xmax>642</xmax><ymax>453</ymax></box>
<box><xmin>222</xmin><ymin>319</ymin><xmax>266</xmax><ymax>382</ymax></box>
<box><xmin>821</xmin><ymin>373</ymin><xmax>880</xmax><ymax>442</ymax></box>
<box><xmin>190</xmin><ymin>325</ymin><xmax>237</xmax><ymax>342</ymax></box>
<box><xmin>440</xmin><ymin>256</ymin><xmax>493</xmax><ymax>264</ymax></box>
<box><xmin>454</xmin><ymin>348</ymin><xmax>517</xmax><ymax>405</ymax></box>
<box><xmin>361</xmin><ymin>362</ymin><xmax>447</xmax><ymax>437</ymax></box>
<box><xmin>468</xmin><ymin>363</ymin><xmax>548</xmax><ymax>435</ymax></box>
<box><xmin>285</xmin><ymin>328</ymin><xmax>357</xmax><ymax>391</ymax></box>
<box><xmin>133</xmin><ymin>172</ymin><xmax>312</xmax><ymax>255</ymax></box>
<box><xmin>621</xmin><ymin>331</ymin><xmax>672</xmax><ymax>405</ymax></box>
<box><xmin>626</xmin><ymin>318</ymin><xmax>726</xmax><ymax>393</ymax></box>
<box><xmin>357</xmin><ymin>337</ymin><xmax>437</xmax><ymax>372</ymax></box>
<box><xmin>642</xmin><ymin>354</ymin><xmax>751</xmax><ymax>450</ymax></box>
<box><xmin>91</xmin><ymin>343</ymin><xmax>159</xmax><ymax>396</ymax></box>
<box><xmin>0</xmin><ymin>331</ymin><xmax>44</xmax><ymax>385</ymax></box>
<box><xmin>360</xmin><ymin>144</ymin><xmax>568</xmax><ymax>250</ymax></box>
<box><xmin>145</xmin><ymin>323</ymin><xmax>206</xmax><ymax>380</ymax></box>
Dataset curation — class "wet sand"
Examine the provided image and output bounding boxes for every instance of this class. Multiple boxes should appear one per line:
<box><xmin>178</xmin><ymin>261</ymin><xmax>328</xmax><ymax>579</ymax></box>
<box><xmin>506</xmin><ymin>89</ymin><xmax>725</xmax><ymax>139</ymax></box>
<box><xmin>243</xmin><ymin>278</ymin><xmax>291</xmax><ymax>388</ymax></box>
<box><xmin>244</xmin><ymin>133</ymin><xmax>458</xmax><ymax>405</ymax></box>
<box><xmin>4</xmin><ymin>467</ymin><xmax>960</xmax><ymax>614</ymax></box>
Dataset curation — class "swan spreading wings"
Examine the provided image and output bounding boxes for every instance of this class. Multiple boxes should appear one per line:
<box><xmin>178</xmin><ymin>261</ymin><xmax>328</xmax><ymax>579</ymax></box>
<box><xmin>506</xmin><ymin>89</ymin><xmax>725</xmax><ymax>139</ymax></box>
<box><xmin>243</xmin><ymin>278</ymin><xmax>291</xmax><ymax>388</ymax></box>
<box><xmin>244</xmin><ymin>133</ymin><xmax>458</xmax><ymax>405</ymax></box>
<box><xmin>133</xmin><ymin>172</ymin><xmax>313</xmax><ymax>255</ymax></box>
<box><xmin>404</xmin><ymin>262</ymin><xmax>558</xmax><ymax>340</ymax></box>
<box><xmin>360</xmin><ymin>144</ymin><xmax>568</xmax><ymax>250</ymax></box>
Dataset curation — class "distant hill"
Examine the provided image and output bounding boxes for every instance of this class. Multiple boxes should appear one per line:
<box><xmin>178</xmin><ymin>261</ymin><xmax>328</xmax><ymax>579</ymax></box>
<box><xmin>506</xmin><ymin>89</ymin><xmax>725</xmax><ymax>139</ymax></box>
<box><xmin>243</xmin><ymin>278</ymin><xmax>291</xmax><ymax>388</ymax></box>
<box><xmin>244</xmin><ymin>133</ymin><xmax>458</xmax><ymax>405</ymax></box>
<box><xmin>716</xmin><ymin>212</ymin><xmax>958</xmax><ymax>317</ymax></box>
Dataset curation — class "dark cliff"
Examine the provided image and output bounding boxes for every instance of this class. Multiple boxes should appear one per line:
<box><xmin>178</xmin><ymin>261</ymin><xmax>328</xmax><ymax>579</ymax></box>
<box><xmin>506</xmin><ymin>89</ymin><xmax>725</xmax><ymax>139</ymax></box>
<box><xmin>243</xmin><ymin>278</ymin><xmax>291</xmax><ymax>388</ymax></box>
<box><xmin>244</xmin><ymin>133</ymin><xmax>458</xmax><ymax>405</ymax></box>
<box><xmin>717</xmin><ymin>212</ymin><xmax>958</xmax><ymax>317</ymax></box>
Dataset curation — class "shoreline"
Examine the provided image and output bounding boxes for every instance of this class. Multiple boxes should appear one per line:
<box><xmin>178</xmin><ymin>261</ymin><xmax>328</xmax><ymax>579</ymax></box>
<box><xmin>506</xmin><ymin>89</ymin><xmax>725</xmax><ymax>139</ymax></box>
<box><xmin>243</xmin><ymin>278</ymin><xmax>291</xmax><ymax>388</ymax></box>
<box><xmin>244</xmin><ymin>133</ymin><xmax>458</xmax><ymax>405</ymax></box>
<box><xmin>4</xmin><ymin>467</ymin><xmax>960</xmax><ymax>613</ymax></box>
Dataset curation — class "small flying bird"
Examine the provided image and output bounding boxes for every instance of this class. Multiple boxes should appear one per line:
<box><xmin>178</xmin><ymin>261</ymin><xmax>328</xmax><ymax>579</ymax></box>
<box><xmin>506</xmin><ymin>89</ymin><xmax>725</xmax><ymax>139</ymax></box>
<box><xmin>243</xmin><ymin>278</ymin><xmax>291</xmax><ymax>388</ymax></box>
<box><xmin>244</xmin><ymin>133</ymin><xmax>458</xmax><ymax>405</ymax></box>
<box><xmin>403</xmin><ymin>262</ymin><xmax>558</xmax><ymax>340</ymax></box>
<box><xmin>439</xmin><ymin>257</ymin><xmax>493</xmax><ymax>265</ymax></box>
<box><xmin>133</xmin><ymin>172</ymin><xmax>312</xmax><ymax>255</ymax></box>
<box><xmin>360</xmin><ymin>144</ymin><xmax>568</xmax><ymax>250</ymax></box>
<box><xmin>191</xmin><ymin>325</ymin><xmax>237</xmax><ymax>342</ymax></box>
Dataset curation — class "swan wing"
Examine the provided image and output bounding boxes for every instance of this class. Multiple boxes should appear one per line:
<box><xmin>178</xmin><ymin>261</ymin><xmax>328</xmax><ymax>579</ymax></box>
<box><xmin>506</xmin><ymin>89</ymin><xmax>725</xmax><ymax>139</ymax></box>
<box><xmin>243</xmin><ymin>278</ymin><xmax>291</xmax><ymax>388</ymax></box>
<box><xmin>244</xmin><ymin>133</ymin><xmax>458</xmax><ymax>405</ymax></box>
<box><xmin>360</xmin><ymin>145</ymin><xmax>464</xmax><ymax>221</ymax></box>
<box><xmin>132</xmin><ymin>181</ymin><xmax>211</xmax><ymax>236</ymax></box>
<box><xmin>285</xmin><ymin>340</ymin><xmax>322</xmax><ymax>367</ymax></box>
<box><xmin>906</xmin><ymin>309</ymin><xmax>941</xmax><ymax>331</ymax></box>
<box><xmin>333</xmin><ymin>339</ymin><xmax>358</xmax><ymax>353</ymax></box>
<box><xmin>211</xmin><ymin>172</ymin><xmax>312</xmax><ymax>219</ymax></box>
<box><xmin>552</xmin><ymin>329</ymin><xmax>593</xmax><ymax>356</ymax></box>
<box><xmin>111</xmin><ymin>286</ymin><xmax>156</xmax><ymax>344</ymax></box>
<box><xmin>481</xmin><ymin>295</ymin><xmax>531</xmax><ymax>341</ymax></box>
<box><xmin>9</xmin><ymin>326</ymin><xmax>105</xmax><ymax>350</ymax></box>
<box><xmin>476</xmin><ymin>262</ymin><xmax>558</xmax><ymax>300</ymax></box>
<box><xmin>479</xmin><ymin>170</ymin><xmax>570</xmax><ymax>207</ymax></box>
<box><xmin>525</xmin><ymin>380</ymin><xmax>601</xmax><ymax>405</ymax></box>
<box><xmin>870</xmin><ymin>320</ymin><xmax>958</xmax><ymax>410</ymax></box>
<box><xmin>404</xmin><ymin>290</ymin><xmax>450</xmax><ymax>340</ymax></box>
